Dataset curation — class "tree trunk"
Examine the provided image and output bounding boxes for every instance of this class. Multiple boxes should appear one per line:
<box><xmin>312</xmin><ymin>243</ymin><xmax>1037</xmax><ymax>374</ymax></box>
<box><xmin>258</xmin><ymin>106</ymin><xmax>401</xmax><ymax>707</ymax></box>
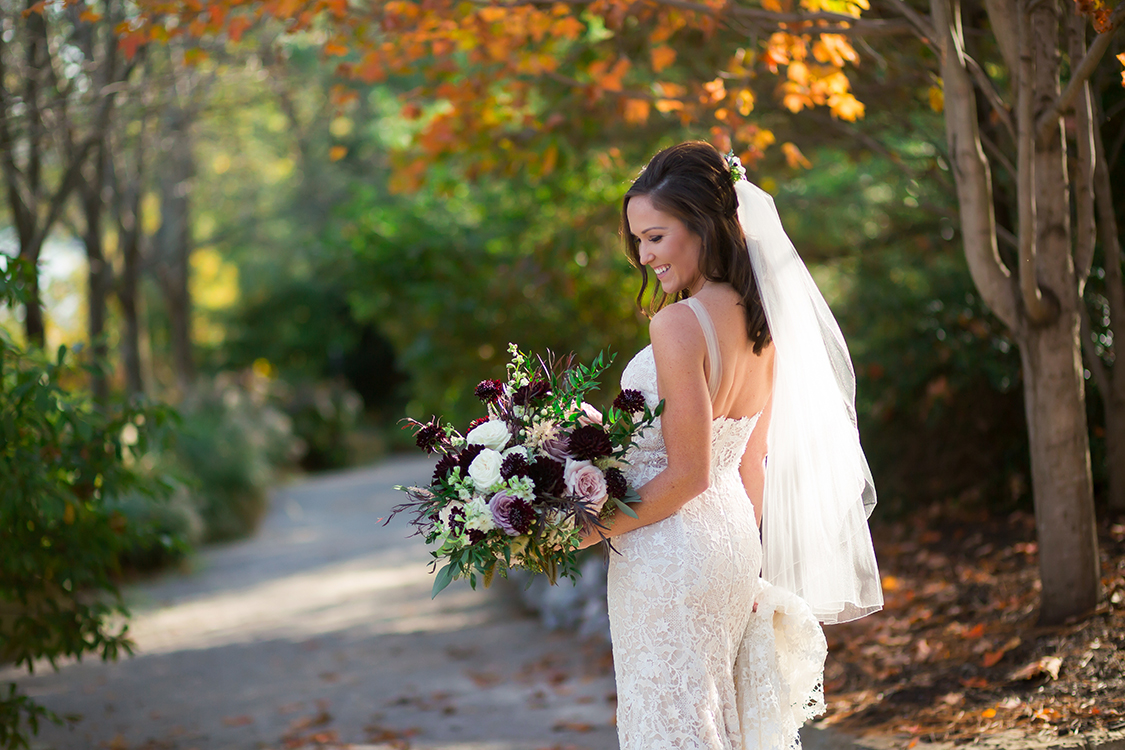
<box><xmin>1019</xmin><ymin>0</ymin><xmax>1099</xmax><ymax>622</ymax></box>
<box><xmin>20</xmin><ymin>255</ymin><xmax>46</xmax><ymax>348</ymax></box>
<box><xmin>118</xmin><ymin>198</ymin><xmax>146</xmax><ymax>397</ymax></box>
<box><xmin>154</xmin><ymin>106</ymin><xmax>195</xmax><ymax>393</ymax></box>
<box><xmin>934</xmin><ymin>0</ymin><xmax>1102</xmax><ymax>623</ymax></box>
<box><xmin>1091</xmin><ymin>94</ymin><xmax>1125</xmax><ymax>512</ymax></box>
<box><xmin>83</xmin><ymin>143</ymin><xmax>111</xmax><ymax>403</ymax></box>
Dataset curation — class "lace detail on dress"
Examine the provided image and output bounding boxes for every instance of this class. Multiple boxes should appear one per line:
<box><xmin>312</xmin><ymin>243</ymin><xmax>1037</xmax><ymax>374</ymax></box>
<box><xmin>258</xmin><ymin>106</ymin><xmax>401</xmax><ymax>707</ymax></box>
<box><xmin>609</xmin><ymin>345</ymin><xmax>827</xmax><ymax>750</ymax></box>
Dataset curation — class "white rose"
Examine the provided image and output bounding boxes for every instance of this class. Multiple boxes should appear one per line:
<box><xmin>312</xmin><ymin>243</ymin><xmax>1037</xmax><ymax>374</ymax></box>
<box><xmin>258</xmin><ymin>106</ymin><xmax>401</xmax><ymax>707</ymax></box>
<box><xmin>468</xmin><ymin>449</ymin><xmax>504</xmax><ymax>490</ymax></box>
<box><xmin>465</xmin><ymin>419</ymin><xmax>512</xmax><ymax>452</ymax></box>
<box><xmin>503</xmin><ymin>445</ymin><xmax>529</xmax><ymax>459</ymax></box>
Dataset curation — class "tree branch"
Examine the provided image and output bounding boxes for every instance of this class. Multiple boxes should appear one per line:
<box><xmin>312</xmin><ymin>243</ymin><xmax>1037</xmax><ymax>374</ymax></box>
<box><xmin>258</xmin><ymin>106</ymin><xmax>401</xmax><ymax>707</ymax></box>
<box><xmin>1015</xmin><ymin>0</ymin><xmax>1054</xmax><ymax>325</ymax></box>
<box><xmin>1036</xmin><ymin>2</ymin><xmax>1125</xmax><ymax>143</ymax></box>
<box><xmin>1069</xmin><ymin>12</ymin><xmax>1096</xmax><ymax>290</ymax></box>
<box><xmin>964</xmin><ymin>51</ymin><xmax>1014</xmax><ymax>141</ymax></box>
<box><xmin>931</xmin><ymin>0</ymin><xmax>1021</xmax><ymax>332</ymax></box>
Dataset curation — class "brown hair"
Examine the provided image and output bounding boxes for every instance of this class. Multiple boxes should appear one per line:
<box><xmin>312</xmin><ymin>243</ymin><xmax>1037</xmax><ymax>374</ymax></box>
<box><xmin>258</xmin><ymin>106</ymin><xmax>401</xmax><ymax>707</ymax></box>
<box><xmin>622</xmin><ymin>141</ymin><xmax>772</xmax><ymax>354</ymax></box>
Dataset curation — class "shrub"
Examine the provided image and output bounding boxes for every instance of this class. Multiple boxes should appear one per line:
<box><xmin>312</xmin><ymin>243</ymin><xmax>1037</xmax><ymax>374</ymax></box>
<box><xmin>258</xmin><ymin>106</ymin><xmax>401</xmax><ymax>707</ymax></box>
<box><xmin>0</xmin><ymin>260</ymin><xmax>177</xmax><ymax>749</ymax></box>
<box><xmin>174</xmin><ymin>371</ymin><xmax>299</xmax><ymax>542</ymax></box>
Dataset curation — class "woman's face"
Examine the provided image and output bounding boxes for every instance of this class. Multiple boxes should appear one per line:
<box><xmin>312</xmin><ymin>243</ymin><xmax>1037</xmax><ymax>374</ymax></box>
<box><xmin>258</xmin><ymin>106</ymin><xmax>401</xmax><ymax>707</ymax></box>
<box><xmin>627</xmin><ymin>194</ymin><xmax>704</xmax><ymax>295</ymax></box>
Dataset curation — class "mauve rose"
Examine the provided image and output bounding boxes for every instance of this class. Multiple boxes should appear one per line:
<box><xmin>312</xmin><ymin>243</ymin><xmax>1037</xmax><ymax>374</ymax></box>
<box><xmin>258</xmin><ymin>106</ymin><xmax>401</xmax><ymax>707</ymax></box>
<box><xmin>489</xmin><ymin>490</ymin><xmax>535</xmax><ymax>536</ymax></box>
<box><xmin>540</xmin><ymin>435</ymin><xmax>571</xmax><ymax>463</ymax></box>
<box><xmin>564</xmin><ymin>459</ymin><xmax>609</xmax><ymax>513</ymax></box>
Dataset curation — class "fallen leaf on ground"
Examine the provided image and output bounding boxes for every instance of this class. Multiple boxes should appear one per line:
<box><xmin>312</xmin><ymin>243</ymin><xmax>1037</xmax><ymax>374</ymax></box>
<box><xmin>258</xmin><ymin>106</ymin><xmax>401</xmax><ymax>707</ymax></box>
<box><xmin>1010</xmin><ymin>655</ymin><xmax>1062</xmax><ymax>681</ymax></box>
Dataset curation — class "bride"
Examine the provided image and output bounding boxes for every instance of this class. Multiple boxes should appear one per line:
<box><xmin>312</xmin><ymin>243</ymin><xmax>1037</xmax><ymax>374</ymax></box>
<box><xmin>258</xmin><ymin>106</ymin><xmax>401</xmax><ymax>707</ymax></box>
<box><xmin>578</xmin><ymin>142</ymin><xmax>883</xmax><ymax>749</ymax></box>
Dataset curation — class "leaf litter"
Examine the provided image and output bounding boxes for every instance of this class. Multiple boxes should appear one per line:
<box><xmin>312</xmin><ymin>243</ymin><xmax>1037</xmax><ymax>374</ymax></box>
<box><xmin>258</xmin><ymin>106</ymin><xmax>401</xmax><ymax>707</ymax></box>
<box><xmin>818</xmin><ymin>507</ymin><xmax>1125</xmax><ymax>744</ymax></box>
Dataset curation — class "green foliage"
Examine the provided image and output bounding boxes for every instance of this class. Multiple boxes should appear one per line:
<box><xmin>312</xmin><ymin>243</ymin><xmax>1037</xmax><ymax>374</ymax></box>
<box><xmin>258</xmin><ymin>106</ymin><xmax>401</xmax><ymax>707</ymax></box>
<box><xmin>173</xmin><ymin>373</ymin><xmax>299</xmax><ymax>542</ymax></box>
<box><xmin>776</xmin><ymin>148</ymin><xmax>1028</xmax><ymax>513</ymax></box>
<box><xmin>277</xmin><ymin>378</ymin><xmax>363</xmax><ymax>471</ymax></box>
<box><xmin>0</xmin><ymin>260</ymin><xmax>176</xmax><ymax>749</ymax></box>
<box><xmin>339</xmin><ymin>157</ymin><xmax>648</xmax><ymax>430</ymax></box>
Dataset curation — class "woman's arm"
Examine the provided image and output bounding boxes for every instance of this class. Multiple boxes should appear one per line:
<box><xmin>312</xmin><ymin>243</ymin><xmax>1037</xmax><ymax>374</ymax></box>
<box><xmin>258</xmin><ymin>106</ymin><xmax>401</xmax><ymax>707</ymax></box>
<box><xmin>739</xmin><ymin>392</ymin><xmax>771</xmax><ymax>527</ymax></box>
<box><xmin>577</xmin><ymin>305</ymin><xmax>712</xmax><ymax>548</ymax></box>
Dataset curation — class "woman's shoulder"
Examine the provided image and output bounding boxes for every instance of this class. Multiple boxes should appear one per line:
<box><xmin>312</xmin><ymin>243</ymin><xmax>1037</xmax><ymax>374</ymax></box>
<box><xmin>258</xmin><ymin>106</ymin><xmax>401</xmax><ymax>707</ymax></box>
<box><xmin>649</xmin><ymin>300</ymin><xmax>704</xmax><ymax>343</ymax></box>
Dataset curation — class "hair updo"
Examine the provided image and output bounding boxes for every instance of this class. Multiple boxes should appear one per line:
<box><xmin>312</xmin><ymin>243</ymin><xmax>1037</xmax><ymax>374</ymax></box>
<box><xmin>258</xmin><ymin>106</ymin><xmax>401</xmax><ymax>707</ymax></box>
<box><xmin>622</xmin><ymin>141</ymin><xmax>772</xmax><ymax>354</ymax></box>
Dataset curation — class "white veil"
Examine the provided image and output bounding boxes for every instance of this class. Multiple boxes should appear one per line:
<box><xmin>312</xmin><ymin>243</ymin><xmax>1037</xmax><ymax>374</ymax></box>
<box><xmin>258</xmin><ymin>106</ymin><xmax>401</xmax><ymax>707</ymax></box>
<box><xmin>736</xmin><ymin>179</ymin><xmax>883</xmax><ymax>624</ymax></box>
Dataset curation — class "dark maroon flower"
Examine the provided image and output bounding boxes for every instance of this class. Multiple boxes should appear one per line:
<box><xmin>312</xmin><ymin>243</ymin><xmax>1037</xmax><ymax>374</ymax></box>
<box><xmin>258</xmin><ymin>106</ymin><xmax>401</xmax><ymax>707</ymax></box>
<box><xmin>468</xmin><ymin>529</ymin><xmax>487</xmax><ymax>545</ymax></box>
<box><xmin>568</xmin><ymin>424</ymin><xmax>613</xmax><ymax>461</ymax></box>
<box><xmin>459</xmin><ymin>443</ymin><xmax>486</xmax><ymax>471</ymax></box>
<box><xmin>489</xmin><ymin>492</ymin><xmax>535</xmax><ymax>536</ymax></box>
<box><xmin>433</xmin><ymin>454</ymin><xmax>459</xmax><ymax>483</ymax></box>
<box><xmin>475</xmin><ymin>379</ymin><xmax>505</xmax><ymax>402</ymax></box>
<box><xmin>500</xmin><ymin>452</ymin><xmax>531</xmax><ymax>480</ymax></box>
<box><xmin>527</xmin><ymin>456</ymin><xmax>565</xmax><ymax>497</ymax></box>
<box><xmin>604</xmin><ymin>467</ymin><xmax>627</xmax><ymax>499</ymax></box>
<box><xmin>512</xmin><ymin>379</ymin><xmax>550</xmax><ymax>406</ymax></box>
<box><xmin>415</xmin><ymin>421</ymin><xmax>443</xmax><ymax>453</ymax></box>
<box><xmin>614</xmin><ymin>389</ymin><xmax>646</xmax><ymax>414</ymax></box>
<box><xmin>467</xmin><ymin>416</ymin><xmax>490</xmax><ymax>433</ymax></box>
<box><xmin>445</xmin><ymin>505</ymin><xmax>466</xmax><ymax>536</ymax></box>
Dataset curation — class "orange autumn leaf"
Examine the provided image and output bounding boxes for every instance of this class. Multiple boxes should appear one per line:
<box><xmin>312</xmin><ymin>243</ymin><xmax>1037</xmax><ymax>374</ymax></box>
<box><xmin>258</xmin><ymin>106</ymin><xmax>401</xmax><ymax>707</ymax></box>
<box><xmin>964</xmin><ymin>623</ymin><xmax>986</xmax><ymax>639</ymax></box>
<box><xmin>227</xmin><ymin>16</ymin><xmax>252</xmax><ymax>42</ymax></box>
<box><xmin>329</xmin><ymin>145</ymin><xmax>347</xmax><ymax>161</ymax></box>
<box><xmin>782</xmin><ymin>142</ymin><xmax>812</xmax><ymax>169</ymax></box>
<box><xmin>79</xmin><ymin>9</ymin><xmax>102</xmax><ymax>23</ymax></box>
<box><xmin>624</xmin><ymin>98</ymin><xmax>651</xmax><ymax>123</ymax></box>
<box><xmin>651</xmin><ymin>46</ymin><xmax>677</xmax><ymax>73</ymax></box>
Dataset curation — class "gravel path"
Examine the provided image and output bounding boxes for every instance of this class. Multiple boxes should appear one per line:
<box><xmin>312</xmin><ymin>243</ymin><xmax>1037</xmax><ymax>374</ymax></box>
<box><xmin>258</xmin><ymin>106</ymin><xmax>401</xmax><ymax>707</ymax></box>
<box><xmin>7</xmin><ymin>456</ymin><xmax>864</xmax><ymax>750</ymax></box>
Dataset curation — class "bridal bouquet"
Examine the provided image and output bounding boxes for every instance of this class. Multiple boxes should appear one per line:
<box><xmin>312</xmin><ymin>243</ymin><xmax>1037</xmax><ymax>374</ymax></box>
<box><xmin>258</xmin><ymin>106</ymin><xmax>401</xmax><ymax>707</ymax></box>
<box><xmin>392</xmin><ymin>344</ymin><xmax>662</xmax><ymax>597</ymax></box>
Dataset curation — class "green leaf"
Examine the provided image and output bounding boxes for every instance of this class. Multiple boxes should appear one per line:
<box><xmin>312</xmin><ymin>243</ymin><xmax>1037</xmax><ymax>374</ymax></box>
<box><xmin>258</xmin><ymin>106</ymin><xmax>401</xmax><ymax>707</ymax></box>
<box><xmin>612</xmin><ymin>495</ymin><xmax>639</xmax><ymax>519</ymax></box>
<box><xmin>431</xmin><ymin>562</ymin><xmax>456</xmax><ymax>598</ymax></box>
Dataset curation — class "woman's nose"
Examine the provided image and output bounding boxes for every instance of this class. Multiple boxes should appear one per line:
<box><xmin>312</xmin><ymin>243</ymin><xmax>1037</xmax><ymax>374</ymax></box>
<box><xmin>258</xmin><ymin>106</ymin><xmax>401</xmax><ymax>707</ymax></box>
<box><xmin>639</xmin><ymin>246</ymin><xmax>655</xmax><ymax>265</ymax></box>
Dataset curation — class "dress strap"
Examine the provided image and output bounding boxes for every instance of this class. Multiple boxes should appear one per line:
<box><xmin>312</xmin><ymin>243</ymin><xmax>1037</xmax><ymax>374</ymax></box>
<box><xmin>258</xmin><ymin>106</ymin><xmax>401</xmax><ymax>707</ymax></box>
<box><xmin>682</xmin><ymin>297</ymin><xmax>722</xmax><ymax>401</ymax></box>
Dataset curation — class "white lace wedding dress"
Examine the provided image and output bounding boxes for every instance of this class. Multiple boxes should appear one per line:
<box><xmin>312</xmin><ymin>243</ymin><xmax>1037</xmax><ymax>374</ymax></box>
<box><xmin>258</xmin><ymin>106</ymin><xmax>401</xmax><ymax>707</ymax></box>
<box><xmin>607</xmin><ymin>299</ymin><xmax>828</xmax><ymax>750</ymax></box>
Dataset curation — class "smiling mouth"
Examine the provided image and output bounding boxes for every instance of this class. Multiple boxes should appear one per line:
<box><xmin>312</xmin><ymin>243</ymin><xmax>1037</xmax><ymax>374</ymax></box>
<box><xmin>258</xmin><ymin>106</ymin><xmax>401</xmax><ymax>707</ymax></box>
<box><xmin>654</xmin><ymin>264</ymin><xmax>671</xmax><ymax>278</ymax></box>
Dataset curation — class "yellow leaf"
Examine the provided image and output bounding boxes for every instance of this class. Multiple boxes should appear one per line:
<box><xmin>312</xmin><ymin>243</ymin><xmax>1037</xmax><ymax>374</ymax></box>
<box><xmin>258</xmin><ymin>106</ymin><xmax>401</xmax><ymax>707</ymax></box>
<box><xmin>655</xmin><ymin>98</ymin><xmax>683</xmax><ymax>113</ymax></box>
<box><xmin>651</xmin><ymin>46</ymin><xmax>677</xmax><ymax>73</ymax></box>
<box><xmin>624</xmin><ymin>98</ymin><xmax>651</xmax><ymax>124</ymax></box>
<box><xmin>329</xmin><ymin>146</ymin><xmax>347</xmax><ymax>161</ymax></box>
<box><xmin>703</xmin><ymin>77</ymin><xmax>726</xmax><ymax>102</ymax></box>
<box><xmin>788</xmin><ymin>61</ymin><xmax>810</xmax><ymax>86</ymax></box>
<box><xmin>830</xmin><ymin>93</ymin><xmax>865</xmax><ymax>121</ymax></box>
<box><xmin>735</xmin><ymin>88</ymin><xmax>755</xmax><ymax>116</ymax></box>
<box><xmin>929</xmin><ymin>84</ymin><xmax>944</xmax><ymax>113</ymax></box>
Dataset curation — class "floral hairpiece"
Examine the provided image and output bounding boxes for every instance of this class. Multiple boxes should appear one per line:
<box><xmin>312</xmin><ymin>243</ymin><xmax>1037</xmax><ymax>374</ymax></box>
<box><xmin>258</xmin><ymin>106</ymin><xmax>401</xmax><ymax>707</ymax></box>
<box><xmin>724</xmin><ymin>150</ymin><xmax>747</xmax><ymax>184</ymax></box>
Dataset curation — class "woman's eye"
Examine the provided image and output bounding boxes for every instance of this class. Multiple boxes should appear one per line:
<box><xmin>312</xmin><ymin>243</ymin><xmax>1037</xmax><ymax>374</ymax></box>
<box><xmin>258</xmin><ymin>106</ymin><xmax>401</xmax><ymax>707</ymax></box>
<box><xmin>649</xmin><ymin>235</ymin><xmax>663</xmax><ymax>243</ymax></box>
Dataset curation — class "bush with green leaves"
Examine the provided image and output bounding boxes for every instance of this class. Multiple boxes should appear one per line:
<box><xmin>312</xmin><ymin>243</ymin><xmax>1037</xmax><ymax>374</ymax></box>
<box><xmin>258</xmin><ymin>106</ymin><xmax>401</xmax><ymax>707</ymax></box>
<box><xmin>174</xmin><ymin>371</ymin><xmax>300</xmax><ymax>542</ymax></box>
<box><xmin>0</xmin><ymin>260</ymin><xmax>177</xmax><ymax>749</ymax></box>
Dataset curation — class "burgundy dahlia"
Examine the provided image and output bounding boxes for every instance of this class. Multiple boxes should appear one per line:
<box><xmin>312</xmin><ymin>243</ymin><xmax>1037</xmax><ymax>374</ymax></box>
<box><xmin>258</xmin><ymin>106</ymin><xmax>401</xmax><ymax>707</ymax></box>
<box><xmin>475</xmin><ymin>379</ymin><xmax>505</xmax><ymax>403</ymax></box>
<box><xmin>568</xmin><ymin>424</ymin><xmax>613</xmax><ymax>461</ymax></box>
<box><xmin>445</xmin><ymin>505</ymin><xmax>467</xmax><ymax>536</ymax></box>
<box><xmin>489</xmin><ymin>491</ymin><xmax>535</xmax><ymax>536</ymax></box>
<box><xmin>467</xmin><ymin>416</ymin><xmax>490</xmax><ymax>433</ymax></box>
<box><xmin>433</xmin><ymin>453</ymin><xmax>459</xmax><ymax>483</ymax></box>
<box><xmin>459</xmin><ymin>443</ymin><xmax>486</xmax><ymax>471</ymax></box>
<box><xmin>512</xmin><ymin>379</ymin><xmax>550</xmax><ymax>406</ymax></box>
<box><xmin>527</xmin><ymin>456</ymin><xmax>565</xmax><ymax>497</ymax></box>
<box><xmin>614</xmin><ymin>389</ymin><xmax>646</xmax><ymax>414</ymax></box>
<box><xmin>468</xmin><ymin>529</ymin><xmax>487</xmax><ymax>545</ymax></box>
<box><xmin>414</xmin><ymin>421</ymin><xmax>444</xmax><ymax>453</ymax></box>
<box><xmin>500</xmin><ymin>452</ymin><xmax>531</xmax><ymax>480</ymax></box>
<box><xmin>604</xmin><ymin>467</ymin><xmax>627</xmax><ymax>499</ymax></box>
